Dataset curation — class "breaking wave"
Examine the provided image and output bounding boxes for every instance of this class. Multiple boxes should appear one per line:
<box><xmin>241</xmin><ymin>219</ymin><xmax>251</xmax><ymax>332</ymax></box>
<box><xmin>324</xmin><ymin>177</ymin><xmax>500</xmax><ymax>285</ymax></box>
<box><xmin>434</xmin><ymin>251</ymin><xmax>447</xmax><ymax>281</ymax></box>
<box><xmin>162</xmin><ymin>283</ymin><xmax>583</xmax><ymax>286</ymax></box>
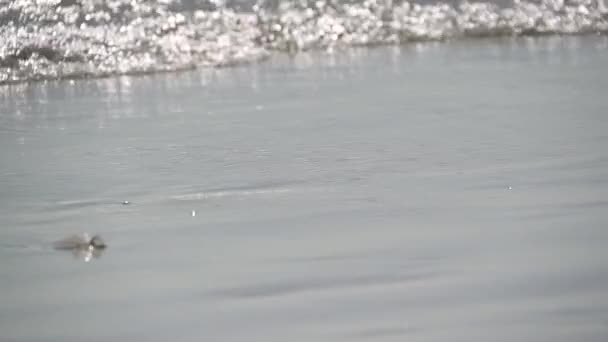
<box><xmin>1</xmin><ymin>0</ymin><xmax>607</xmax><ymax>84</ymax></box>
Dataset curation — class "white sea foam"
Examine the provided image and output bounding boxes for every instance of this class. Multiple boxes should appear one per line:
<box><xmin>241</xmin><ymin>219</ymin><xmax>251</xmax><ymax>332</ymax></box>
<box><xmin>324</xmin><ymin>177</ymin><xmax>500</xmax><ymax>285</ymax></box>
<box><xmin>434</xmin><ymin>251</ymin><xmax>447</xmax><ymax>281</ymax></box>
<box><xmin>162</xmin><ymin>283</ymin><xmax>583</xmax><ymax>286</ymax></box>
<box><xmin>1</xmin><ymin>0</ymin><xmax>606</xmax><ymax>83</ymax></box>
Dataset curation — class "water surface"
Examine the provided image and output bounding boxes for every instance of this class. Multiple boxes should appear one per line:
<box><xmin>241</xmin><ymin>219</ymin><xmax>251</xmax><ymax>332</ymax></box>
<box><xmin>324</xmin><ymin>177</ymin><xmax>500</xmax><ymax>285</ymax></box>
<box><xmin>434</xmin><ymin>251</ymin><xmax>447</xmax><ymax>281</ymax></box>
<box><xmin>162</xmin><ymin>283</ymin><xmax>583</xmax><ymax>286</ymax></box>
<box><xmin>1</xmin><ymin>35</ymin><xmax>608</xmax><ymax>341</ymax></box>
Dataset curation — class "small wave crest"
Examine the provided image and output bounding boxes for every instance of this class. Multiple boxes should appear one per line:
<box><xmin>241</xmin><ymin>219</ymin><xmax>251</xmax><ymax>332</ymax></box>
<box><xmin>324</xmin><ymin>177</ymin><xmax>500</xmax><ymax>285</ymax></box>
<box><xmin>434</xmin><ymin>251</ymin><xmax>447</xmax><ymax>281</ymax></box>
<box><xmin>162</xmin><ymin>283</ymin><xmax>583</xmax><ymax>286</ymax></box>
<box><xmin>1</xmin><ymin>0</ymin><xmax>606</xmax><ymax>83</ymax></box>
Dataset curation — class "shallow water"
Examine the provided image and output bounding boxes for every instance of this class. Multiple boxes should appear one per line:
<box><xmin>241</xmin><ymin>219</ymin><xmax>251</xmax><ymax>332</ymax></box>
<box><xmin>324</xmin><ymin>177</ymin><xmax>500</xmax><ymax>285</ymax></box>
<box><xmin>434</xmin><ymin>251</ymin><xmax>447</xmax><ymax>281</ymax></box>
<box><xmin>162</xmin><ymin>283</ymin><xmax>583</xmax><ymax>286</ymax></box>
<box><xmin>1</xmin><ymin>35</ymin><xmax>608</xmax><ymax>341</ymax></box>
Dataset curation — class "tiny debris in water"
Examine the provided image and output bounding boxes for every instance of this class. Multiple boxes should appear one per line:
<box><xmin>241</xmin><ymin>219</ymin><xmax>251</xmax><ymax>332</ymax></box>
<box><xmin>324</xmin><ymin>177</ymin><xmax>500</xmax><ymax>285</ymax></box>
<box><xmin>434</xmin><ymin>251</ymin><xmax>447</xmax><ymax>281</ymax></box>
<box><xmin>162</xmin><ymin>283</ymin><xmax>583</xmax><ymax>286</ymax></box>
<box><xmin>191</xmin><ymin>210</ymin><xmax>196</xmax><ymax>217</ymax></box>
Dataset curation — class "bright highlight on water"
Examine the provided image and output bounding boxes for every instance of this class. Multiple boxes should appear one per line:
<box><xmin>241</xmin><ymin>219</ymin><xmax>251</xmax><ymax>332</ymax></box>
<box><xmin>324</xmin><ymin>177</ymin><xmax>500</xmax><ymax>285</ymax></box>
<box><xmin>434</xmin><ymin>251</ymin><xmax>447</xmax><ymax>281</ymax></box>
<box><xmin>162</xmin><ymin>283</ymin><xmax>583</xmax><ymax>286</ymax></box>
<box><xmin>1</xmin><ymin>0</ymin><xmax>607</xmax><ymax>83</ymax></box>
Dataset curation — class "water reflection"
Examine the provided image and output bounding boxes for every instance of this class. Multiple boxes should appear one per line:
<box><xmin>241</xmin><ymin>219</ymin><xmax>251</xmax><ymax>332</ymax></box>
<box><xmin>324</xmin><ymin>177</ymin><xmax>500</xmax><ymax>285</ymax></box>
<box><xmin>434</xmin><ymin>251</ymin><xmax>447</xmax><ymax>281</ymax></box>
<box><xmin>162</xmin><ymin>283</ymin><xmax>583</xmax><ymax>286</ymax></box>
<box><xmin>63</xmin><ymin>247</ymin><xmax>106</xmax><ymax>262</ymax></box>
